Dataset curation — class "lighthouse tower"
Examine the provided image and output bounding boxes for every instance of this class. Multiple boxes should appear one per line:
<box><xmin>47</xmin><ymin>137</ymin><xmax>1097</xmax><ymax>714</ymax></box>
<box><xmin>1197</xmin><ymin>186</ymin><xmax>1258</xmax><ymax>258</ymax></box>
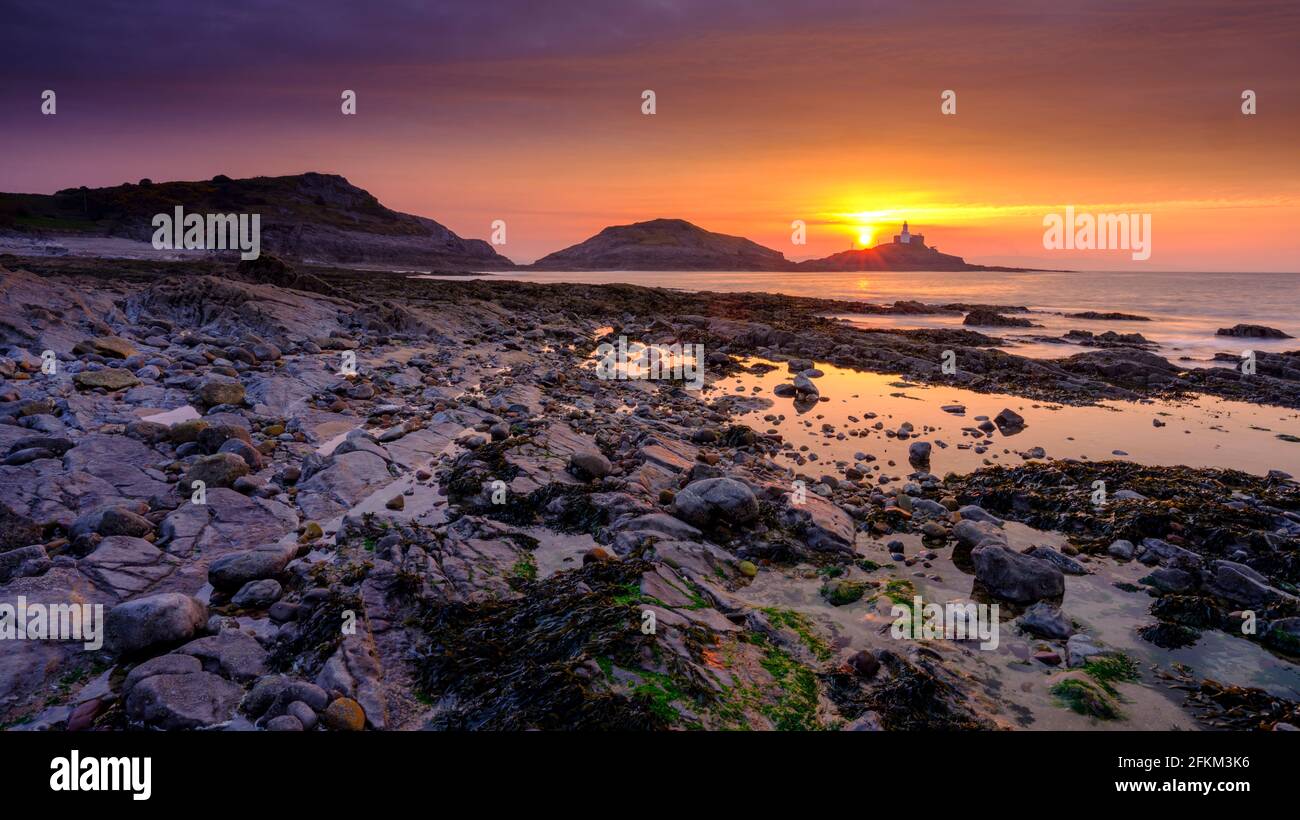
<box><xmin>892</xmin><ymin>221</ymin><xmax>925</xmax><ymax>247</ymax></box>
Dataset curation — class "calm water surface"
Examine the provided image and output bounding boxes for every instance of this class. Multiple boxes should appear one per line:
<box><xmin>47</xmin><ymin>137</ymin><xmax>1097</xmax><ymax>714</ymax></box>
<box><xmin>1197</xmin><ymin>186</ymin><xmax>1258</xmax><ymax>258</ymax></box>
<box><xmin>416</xmin><ymin>269</ymin><xmax>1300</xmax><ymax>365</ymax></box>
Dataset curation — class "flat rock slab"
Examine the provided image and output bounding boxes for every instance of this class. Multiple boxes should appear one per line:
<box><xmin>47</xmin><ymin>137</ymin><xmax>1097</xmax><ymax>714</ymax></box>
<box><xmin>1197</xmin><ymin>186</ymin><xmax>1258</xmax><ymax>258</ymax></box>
<box><xmin>245</xmin><ymin>361</ymin><xmax>343</xmax><ymax>416</ymax></box>
<box><xmin>158</xmin><ymin>489</ymin><xmax>297</xmax><ymax>590</ymax></box>
<box><xmin>0</xmin><ymin>576</ymin><xmax>111</xmax><ymax>704</ymax></box>
<box><xmin>503</xmin><ymin>423</ymin><xmax>594</xmax><ymax>495</ymax></box>
<box><xmin>778</xmin><ymin>492</ymin><xmax>855</xmax><ymax>554</ymax></box>
<box><xmin>295</xmin><ymin>450</ymin><xmax>396</xmax><ymax>521</ymax></box>
<box><xmin>127</xmin><ymin>275</ymin><xmax>355</xmax><ymax>350</ymax></box>
<box><xmin>0</xmin><ymin>268</ymin><xmax>127</xmax><ymax>354</ymax></box>
<box><xmin>0</xmin><ymin>461</ymin><xmax>131</xmax><ymax>531</ymax></box>
<box><xmin>78</xmin><ymin>535</ymin><xmax>184</xmax><ymax>600</ymax></box>
<box><xmin>62</xmin><ymin>434</ymin><xmax>170</xmax><ymax>501</ymax></box>
<box><xmin>177</xmin><ymin>629</ymin><xmax>269</xmax><ymax>683</ymax></box>
<box><xmin>411</xmin><ymin>517</ymin><xmax>529</xmax><ymax>603</ymax></box>
<box><xmin>488</xmin><ymin>382</ymin><xmax>543</xmax><ymax>415</ymax></box>
<box><xmin>381</xmin><ymin>422</ymin><xmax>462</xmax><ymax>469</ymax></box>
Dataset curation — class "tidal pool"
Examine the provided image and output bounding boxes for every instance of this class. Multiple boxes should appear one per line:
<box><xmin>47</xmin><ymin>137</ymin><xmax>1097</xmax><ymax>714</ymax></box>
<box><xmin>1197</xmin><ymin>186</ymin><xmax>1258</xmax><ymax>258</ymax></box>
<box><xmin>710</xmin><ymin>357</ymin><xmax>1299</xmax><ymax>483</ymax></box>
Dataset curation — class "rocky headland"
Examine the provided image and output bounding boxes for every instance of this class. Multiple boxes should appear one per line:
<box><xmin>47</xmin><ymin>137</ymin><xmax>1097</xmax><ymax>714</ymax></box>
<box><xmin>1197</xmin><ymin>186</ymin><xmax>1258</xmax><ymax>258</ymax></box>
<box><xmin>0</xmin><ymin>174</ymin><xmax>513</xmax><ymax>271</ymax></box>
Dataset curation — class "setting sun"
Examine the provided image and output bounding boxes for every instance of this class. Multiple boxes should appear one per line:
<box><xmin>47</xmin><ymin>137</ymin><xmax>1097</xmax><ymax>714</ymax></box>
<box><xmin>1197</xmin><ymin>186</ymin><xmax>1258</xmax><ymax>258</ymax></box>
<box><xmin>857</xmin><ymin>227</ymin><xmax>876</xmax><ymax>247</ymax></box>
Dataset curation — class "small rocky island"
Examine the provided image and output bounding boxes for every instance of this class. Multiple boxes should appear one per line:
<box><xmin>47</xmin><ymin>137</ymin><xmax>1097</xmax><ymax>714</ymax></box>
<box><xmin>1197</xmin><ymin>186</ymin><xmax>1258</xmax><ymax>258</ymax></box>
<box><xmin>530</xmin><ymin>218</ymin><xmax>790</xmax><ymax>271</ymax></box>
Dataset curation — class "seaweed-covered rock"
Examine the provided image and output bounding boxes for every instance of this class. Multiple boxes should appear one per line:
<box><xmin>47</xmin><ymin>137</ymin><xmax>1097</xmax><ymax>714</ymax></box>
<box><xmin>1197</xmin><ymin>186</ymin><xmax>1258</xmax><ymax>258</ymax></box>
<box><xmin>1201</xmin><ymin>560</ymin><xmax>1297</xmax><ymax>608</ymax></box>
<box><xmin>1216</xmin><ymin>323</ymin><xmax>1292</xmax><ymax>339</ymax></box>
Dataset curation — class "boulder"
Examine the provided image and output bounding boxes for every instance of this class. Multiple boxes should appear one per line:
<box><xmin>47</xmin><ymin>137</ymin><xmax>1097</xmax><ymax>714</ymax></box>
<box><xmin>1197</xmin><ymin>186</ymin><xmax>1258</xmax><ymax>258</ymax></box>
<box><xmin>241</xmin><ymin>674</ymin><xmax>329</xmax><ymax>718</ymax></box>
<box><xmin>1202</xmin><ymin>560</ymin><xmax>1296</xmax><ymax>608</ymax></box>
<box><xmin>207</xmin><ymin>545</ymin><xmax>295</xmax><ymax>590</ymax></box>
<box><xmin>1025</xmin><ymin>545</ymin><xmax>1088</xmax><ymax>575</ymax></box>
<box><xmin>106</xmin><ymin>592</ymin><xmax>207</xmax><ymax>655</ymax></box>
<box><xmin>183</xmin><ymin>452</ymin><xmax>250</xmax><ymax>490</ymax></box>
<box><xmin>1018</xmin><ymin>602</ymin><xmax>1073</xmax><ymax>639</ymax></box>
<box><xmin>953</xmin><ymin>519</ymin><xmax>1007</xmax><ymax>550</ymax></box>
<box><xmin>169</xmin><ymin>419</ymin><xmax>209</xmax><ymax>443</ymax></box>
<box><xmin>177</xmin><ymin>629</ymin><xmax>269</xmax><ymax>683</ymax></box>
<box><xmin>1138</xmin><ymin>537</ymin><xmax>1201</xmax><ymax>570</ymax></box>
<box><xmin>91</xmin><ymin>336</ymin><xmax>138</xmax><ymax>359</ymax></box>
<box><xmin>217</xmin><ymin>438</ymin><xmax>264</xmax><ymax>470</ymax></box>
<box><xmin>287</xmin><ymin>700</ymin><xmax>318</xmax><ymax>730</ymax></box>
<box><xmin>195</xmin><ymin>376</ymin><xmax>245</xmax><ymax>407</ymax></box>
<box><xmin>231</xmin><ymin>578</ymin><xmax>282</xmax><ymax>609</ymax></box>
<box><xmin>71</xmin><ymin>505</ymin><xmax>153</xmax><ymax>541</ymax></box>
<box><xmin>125</xmin><ymin>670</ymin><xmax>242</xmax><ymax>730</ymax></box>
<box><xmin>957</xmin><ymin>505</ymin><xmax>1004</xmax><ymax>526</ymax></box>
<box><xmin>792</xmin><ymin>374</ymin><xmax>819</xmax><ymax>398</ymax></box>
<box><xmin>569</xmin><ymin>450</ymin><xmax>612</xmax><ymax>479</ymax></box>
<box><xmin>994</xmin><ymin>408</ymin><xmax>1026</xmax><ymax>429</ymax></box>
<box><xmin>123</xmin><ymin>653</ymin><xmax>203</xmax><ymax>695</ymax></box>
<box><xmin>322</xmin><ymin>697</ymin><xmax>366</xmax><ymax>731</ymax></box>
<box><xmin>846</xmin><ymin>650</ymin><xmax>880</xmax><ymax>678</ymax></box>
<box><xmin>266</xmin><ymin>715</ymin><xmax>304</xmax><ymax>731</ymax></box>
<box><xmin>907</xmin><ymin>441</ymin><xmax>931</xmax><ymax>468</ymax></box>
<box><xmin>1107</xmin><ymin>539</ymin><xmax>1136</xmax><ymax>560</ymax></box>
<box><xmin>1265</xmin><ymin>617</ymin><xmax>1300</xmax><ymax>653</ymax></box>
<box><xmin>972</xmin><ymin>543</ymin><xmax>1065</xmax><ymax>603</ymax></box>
<box><xmin>670</xmin><ymin>477</ymin><xmax>759</xmax><ymax>528</ymax></box>
<box><xmin>73</xmin><ymin>369</ymin><xmax>140</xmax><ymax>391</ymax></box>
<box><xmin>197</xmin><ymin>423</ymin><xmax>253</xmax><ymax>453</ymax></box>
<box><xmin>0</xmin><ymin>544</ymin><xmax>51</xmax><ymax>583</ymax></box>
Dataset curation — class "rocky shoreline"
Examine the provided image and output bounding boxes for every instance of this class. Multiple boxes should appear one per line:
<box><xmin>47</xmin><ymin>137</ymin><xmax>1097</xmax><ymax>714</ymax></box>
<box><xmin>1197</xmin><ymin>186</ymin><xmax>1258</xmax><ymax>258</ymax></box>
<box><xmin>1</xmin><ymin>257</ymin><xmax>1296</xmax><ymax>731</ymax></box>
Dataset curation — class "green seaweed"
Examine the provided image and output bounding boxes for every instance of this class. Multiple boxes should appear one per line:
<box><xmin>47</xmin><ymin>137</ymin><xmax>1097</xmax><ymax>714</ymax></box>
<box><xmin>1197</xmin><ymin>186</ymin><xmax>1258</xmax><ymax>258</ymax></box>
<box><xmin>821</xmin><ymin>579</ymin><xmax>868</xmax><ymax>606</ymax></box>
<box><xmin>1082</xmin><ymin>653</ymin><xmax>1140</xmax><ymax>696</ymax></box>
<box><xmin>510</xmin><ymin>553</ymin><xmax>537</xmax><ymax>581</ymax></box>
<box><xmin>884</xmin><ymin>578</ymin><xmax>915</xmax><ymax>605</ymax></box>
<box><xmin>1052</xmin><ymin>677</ymin><xmax>1122</xmax><ymax>720</ymax></box>
<box><xmin>761</xmin><ymin>607</ymin><xmax>833</xmax><ymax>661</ymax></box>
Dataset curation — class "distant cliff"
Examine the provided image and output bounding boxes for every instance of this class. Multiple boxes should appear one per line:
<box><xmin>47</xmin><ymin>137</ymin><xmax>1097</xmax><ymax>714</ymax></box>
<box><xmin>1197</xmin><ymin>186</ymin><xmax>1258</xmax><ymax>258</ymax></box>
<box><xmin>0</xmin><ymin>173</ymin><xmax>513</xmax><ymax>270</ymax></box>
<box><xmin>531</xmin><ymin>218</ymin><xmax>789</xmax><ymax>270</ymax></box>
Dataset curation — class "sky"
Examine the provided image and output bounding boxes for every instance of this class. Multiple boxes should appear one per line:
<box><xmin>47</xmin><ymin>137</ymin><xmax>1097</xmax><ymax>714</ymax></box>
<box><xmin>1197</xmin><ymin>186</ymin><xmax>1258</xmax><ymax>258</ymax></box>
<box><xmin>2</xmin><ymin>0</ymin><xmax>1298</xmax><ymax>270</ymax></box>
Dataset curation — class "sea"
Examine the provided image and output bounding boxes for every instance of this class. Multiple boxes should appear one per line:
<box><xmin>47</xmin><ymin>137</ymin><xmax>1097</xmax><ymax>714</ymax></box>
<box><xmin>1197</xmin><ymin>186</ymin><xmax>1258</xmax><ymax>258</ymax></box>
<box><xmin>414</xmin><ymin>269</ymin><xmax>1300</xmax><ymax>366</ymax></box>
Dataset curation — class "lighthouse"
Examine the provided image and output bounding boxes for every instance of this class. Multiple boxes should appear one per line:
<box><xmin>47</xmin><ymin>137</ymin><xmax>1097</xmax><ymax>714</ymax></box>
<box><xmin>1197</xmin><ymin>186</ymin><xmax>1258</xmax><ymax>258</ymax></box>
<box><xmin>892</xmin><ymin>221</ymin><xmax>926</xmax><ymax>247</ymax></box>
